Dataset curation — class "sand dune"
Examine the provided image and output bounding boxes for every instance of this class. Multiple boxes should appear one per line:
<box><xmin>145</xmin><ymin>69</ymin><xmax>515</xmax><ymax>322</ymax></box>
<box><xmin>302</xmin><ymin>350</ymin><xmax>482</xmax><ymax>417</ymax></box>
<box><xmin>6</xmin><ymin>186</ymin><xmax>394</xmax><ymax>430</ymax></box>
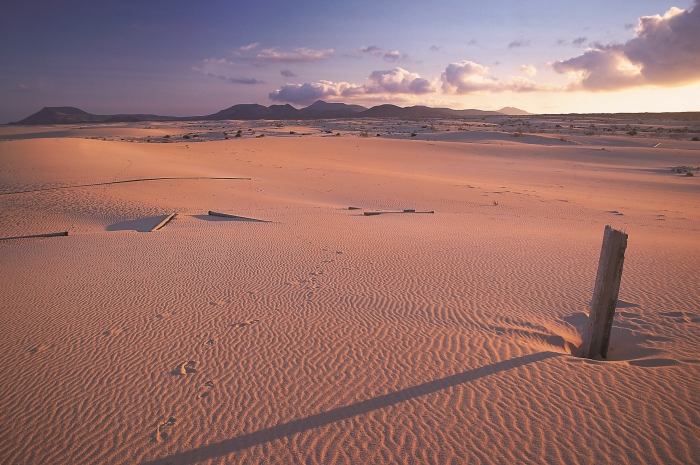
<box><xmin>0</xmin><ymin>121</ymin><xmax>699</xmax><ymax>464</ymax></box>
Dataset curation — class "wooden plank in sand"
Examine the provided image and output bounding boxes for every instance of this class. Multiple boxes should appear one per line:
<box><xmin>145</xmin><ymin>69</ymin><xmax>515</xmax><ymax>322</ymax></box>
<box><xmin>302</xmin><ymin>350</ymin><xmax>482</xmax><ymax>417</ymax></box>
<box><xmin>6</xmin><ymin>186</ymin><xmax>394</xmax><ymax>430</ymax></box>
<box><xmin>582</xmin><ymin>225</ymin><xmax>628</xmax><ymax>359</ymax></box>
<box><xmin>0</xmin><ymin>231</ymin><xmax>68</xmax><ymax>241</ymax></box>
<box><xmin>151</xmin><ymin>213</ymin><xmax>177</xmax><ymax>232</ymax></box>
<box><xmin>363</xmin><ymin>210</ymin><xmax>434</xmax><ymax>216</ymax></box>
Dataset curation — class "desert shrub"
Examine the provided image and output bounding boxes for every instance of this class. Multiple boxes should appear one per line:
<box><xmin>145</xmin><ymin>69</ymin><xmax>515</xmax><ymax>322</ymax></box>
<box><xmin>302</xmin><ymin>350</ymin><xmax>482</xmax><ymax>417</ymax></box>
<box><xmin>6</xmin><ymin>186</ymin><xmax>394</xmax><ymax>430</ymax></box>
<box><xmin>411</xmin><ymin>131</ymin><xmax>418</xmax><ymax>137</ymax></box>
<box><xmin>289</xmin><ymin>131</ymin><xmax>296</xmax><ymax>134</ymax></box>
<box><xmin>627</xmin><ymin>129</ymin><xmax>637</xmax><ymax>136</ymax></box>
<box><xmin>359</xmin><ymin>131</ymin><xmax>369</xmax><ymax>138</ymax></box>
<box><xmin>163</xmin><ymin>135</ymin><xmax>170</xmax><ymax>138</ymax></box>
<box><xmin>687</xmin><ymin>171</ymin><xmax>694</xmax><ymax>176</ymax></box>
<box><xmin>692</xmin><ymin>136</ymin><xmax>699</xmax><ymax>141</ymax></box>
<box><xmin>183</xmin><ymin>134</ymin><xmax>191</xmax><ymax>139</ymax></box>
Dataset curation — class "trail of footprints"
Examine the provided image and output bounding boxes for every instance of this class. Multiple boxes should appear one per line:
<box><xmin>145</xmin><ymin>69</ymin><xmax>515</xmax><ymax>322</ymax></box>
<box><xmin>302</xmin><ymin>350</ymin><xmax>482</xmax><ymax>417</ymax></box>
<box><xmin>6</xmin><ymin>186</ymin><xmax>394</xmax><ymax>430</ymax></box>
<box><xmin>151</xmin><ymin>252</ymin><xmax>341</xmax><ymax>444</ymax></box>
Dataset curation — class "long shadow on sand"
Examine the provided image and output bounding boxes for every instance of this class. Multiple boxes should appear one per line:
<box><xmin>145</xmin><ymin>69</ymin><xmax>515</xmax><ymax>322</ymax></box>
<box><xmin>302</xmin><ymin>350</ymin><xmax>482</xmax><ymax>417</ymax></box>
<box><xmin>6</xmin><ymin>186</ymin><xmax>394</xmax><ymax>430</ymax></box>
<box><xmin>106</xmin><ymin>215</ymin><xmax>174</xmax><ymax>232</ymax></box>
<box><xmin>192</xmin><ymin>214</ymin><xmax>269</xmax><ymax>223</ymax></box>
<box><xmin>141</xmin><ymin>351</ymin><xmax>559</xmax><ymax>465</ymax></box>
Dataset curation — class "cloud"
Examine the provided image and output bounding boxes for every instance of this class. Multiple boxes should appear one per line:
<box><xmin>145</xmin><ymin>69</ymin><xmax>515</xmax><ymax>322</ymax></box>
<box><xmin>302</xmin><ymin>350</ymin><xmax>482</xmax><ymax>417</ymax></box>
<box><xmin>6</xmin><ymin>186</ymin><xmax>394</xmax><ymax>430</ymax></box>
<box><xmin>430</xmin><ymin>45</ymin><xmax>440</xmax><ymax>52</ymax></box>
<box><xmin>441</xmin><ymin>60</ymin><xmax>538</xmax><ymax>94</ymax></box>
<box><xmin>364</xmin><ymin>68</ymin><xmax>434</xmax><ymax>94</ymax></box>
<box><xmin>520</xmin><ymin>65</ymin><xmax>537</xmax><ymax>76</ymax></box>
<box><xmin>551</xmin><ymin>1</ymin><xmax>700</xmax><ymax>90</ymax></box>
<box><xmin>17</xmin><ymin>83</ymin><xmax>30</xmax><ymax>91</ymax></box>
<box><xmin>280</xmin><ymin>69</ymin><xmax>297</xmax><ymax>77</ymax></box>
<box><xmin>508</xmin><ymin>40</ymin><xmax>530</xmax><ymax>49</ymax></box>
<box><xmin>383</xmin><ymin>50</ymin><xmax>401</xmax><ymax>62</ymax></box>
<box><xmin>269</xmin><ymin>67</ymin><xmax>435</xmax><ymax>104</ymax></box>
<box><xmin>556</xmin><ymin>39</ymin><xmax>568</xmax><ymax>46</ymax></box>
<box><xmin>360</xmin><ymin>45</ymin><xmax>382</xmax><ymax>55</ymax></box>
<box><xmin>468</xmin><ymin>39</ymin><xmax>478</xmax><ymax>46</ymax></box>
<box><xmin>256</xmin><ymin>47</ymin><xmax>334</xmax><ymax>63</ymax></box>
<box><xmin>624</xmin><ymin>23</ymin><xmax>635</xmax><ymax>30</ymax></box>
<box><xmin>269</xmin><ymin>81</ymin><xmax>351</xmax><ymax>104</ymax></box>
<box><xmin>193</xmin><ymin>66</ymin><xmax>263</xmax><ymax>84</ymax></box>
<box><xmin>240</xmin><ymin>42</ymin><xmax>259</xmax><ymax>51</ymax></box>
<box><xmin>572</xmin><ymin>37</ymin><xmax>587</xmax><ymax>47</ymax></box>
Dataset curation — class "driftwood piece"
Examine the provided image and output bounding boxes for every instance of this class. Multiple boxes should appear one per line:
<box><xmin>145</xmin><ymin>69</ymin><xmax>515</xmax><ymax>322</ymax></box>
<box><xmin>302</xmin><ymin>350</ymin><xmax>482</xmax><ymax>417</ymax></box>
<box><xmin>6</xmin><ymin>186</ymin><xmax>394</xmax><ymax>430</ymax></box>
<box><xmin>151</xmin><ymin>213</ymin><xmax>177</xmax><ymax>232</ymax></box>
<box><xmin>0</xmin><ymin>231</ymin><xmax>68</xmax><ymax>241</ymax></box>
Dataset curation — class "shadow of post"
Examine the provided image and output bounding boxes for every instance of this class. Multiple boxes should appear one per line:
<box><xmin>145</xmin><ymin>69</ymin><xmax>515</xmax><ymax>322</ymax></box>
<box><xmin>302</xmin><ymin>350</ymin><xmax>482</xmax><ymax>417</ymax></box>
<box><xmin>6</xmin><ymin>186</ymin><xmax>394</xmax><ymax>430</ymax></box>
<box><xmin>141</xmin><ymin>352</ymin><xmax>560</xmax><ymax>465</ymax></box>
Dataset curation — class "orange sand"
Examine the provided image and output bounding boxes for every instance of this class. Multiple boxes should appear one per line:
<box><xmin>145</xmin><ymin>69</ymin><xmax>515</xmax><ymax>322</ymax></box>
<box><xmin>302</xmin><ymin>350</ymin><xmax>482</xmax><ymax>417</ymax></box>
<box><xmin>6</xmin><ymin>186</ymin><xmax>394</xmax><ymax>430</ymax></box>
<box><xmin>1</xmin><ymin>124</ymin><xmax>699</xmax><ymax>464</ymax></box>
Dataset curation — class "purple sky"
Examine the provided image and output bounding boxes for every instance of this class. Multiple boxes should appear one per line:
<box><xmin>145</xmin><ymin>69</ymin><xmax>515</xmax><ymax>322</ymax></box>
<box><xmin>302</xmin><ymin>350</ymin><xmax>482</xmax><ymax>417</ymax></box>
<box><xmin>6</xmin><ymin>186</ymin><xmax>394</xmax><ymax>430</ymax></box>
<box><xmin>1</xmin><ymin>0</ymin><xmax>699</xmax><ymax>122</ymax></box>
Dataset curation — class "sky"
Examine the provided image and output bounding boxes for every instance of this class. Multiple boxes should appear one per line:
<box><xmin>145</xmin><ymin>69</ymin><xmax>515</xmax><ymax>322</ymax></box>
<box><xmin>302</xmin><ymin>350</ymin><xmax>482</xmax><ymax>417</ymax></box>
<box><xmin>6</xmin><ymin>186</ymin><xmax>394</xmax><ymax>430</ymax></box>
<box><xmin>1</xmin><ymin>0</ymin><xmax>699</xmax><ymax>123</ymax></box>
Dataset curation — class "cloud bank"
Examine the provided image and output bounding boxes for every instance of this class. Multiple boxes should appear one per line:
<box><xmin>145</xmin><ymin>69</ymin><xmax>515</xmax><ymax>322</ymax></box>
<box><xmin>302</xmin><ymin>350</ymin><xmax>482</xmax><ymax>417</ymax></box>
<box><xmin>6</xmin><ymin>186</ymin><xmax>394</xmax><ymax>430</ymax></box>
<box><xmin>441</xmin><ymin>61</ymin><xmax>537</xmax><ymax>94</ymax></box>
<box><xmin>552</xmin><ymin>1</ymin><xmax>700</xmax><ymax>90</ymax></box>
<box><xmin>269</xmin><ymin>67</ymin><xmax>435</xmax><ymax>104</ymax></box>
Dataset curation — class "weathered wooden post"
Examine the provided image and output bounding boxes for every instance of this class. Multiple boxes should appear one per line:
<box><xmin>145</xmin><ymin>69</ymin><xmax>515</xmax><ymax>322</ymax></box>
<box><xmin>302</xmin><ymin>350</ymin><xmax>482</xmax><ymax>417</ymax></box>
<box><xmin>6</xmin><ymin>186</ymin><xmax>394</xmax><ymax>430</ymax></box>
<box><xmin>582</xmin><ymin>225</ymin><xmax>628</xmax><ymax>359</ymax></box>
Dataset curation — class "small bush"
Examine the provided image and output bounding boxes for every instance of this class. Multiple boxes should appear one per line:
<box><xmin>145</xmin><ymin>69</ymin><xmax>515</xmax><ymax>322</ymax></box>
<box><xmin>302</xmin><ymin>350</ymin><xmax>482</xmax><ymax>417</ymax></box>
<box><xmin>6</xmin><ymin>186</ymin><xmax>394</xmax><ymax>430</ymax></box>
<box><xmin>627</xmin><ymin>129</ymin><xmax>637</xmax><ymax>136</ymax></box>
<box><xmin>687</xmin><ymin>171</ymin><xmax>694</xmax><ymax>176</ymax></box>
<box><xmin>692</xmin><ymin>136</ymin><xmax>699</xmax><ymax>141</ymax></box>
<box><xmin>163</xmin><ymin>135</ymin><xmax>170</xmax><ymax>138</ymax></box>
<box><xmin>493</xmin><ymin>200</ymin><xmax>499</xmax><ymax>206</ymax></box>
<box><xmin>183</xmin><ymin>134</ymin><xmax>191</xmax><ymax>139</ymax></box>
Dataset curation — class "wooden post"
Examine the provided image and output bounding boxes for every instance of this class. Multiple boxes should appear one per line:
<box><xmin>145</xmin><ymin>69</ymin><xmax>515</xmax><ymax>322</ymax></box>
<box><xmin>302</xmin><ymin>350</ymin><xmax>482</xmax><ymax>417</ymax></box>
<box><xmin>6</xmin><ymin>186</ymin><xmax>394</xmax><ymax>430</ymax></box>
<box><xmin>582</xmin><ymin>225</ymin><xmax>628</xmax><ymax>359</ymax></box>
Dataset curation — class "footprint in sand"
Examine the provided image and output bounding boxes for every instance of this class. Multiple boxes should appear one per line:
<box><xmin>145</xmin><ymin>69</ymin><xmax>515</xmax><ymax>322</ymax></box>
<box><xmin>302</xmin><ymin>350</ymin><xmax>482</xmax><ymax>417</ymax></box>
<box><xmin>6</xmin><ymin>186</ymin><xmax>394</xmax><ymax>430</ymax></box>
<box><xmin>230</xmin><ymin>319</ymin><xmax>259</xmax><ymax>329</ymax></box>
<box><xmin>28</xmin><ymin>343</ymin><xmax>55</xmax><ymax>355</ymax></box>
<box><xmin>102</xmin><ymin>328</ymin><xmax>128</xmax><ymax>336</ymax></box>
<box><xmin>199</xmin><ymin>380</ymin><xmax>214</xmax><ymax>399</ymax></box>
<box><xmin>154</xmin><ymin>417</ymin><xmax>177</xmax><ymax>443</ymax></box>
<box><xmin>172</xmin><ymin>361</ymin><xmax>197</xmax><ymax>375</ymax></box>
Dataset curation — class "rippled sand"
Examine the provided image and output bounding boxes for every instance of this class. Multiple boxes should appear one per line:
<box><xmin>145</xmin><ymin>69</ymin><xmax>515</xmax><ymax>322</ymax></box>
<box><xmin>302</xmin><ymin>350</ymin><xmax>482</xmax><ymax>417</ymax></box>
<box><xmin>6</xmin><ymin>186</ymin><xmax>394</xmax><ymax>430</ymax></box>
<box><xmin>1</xmin><ymin>125</ymin><xmax>699</xmax><ymax>464</ymax></box>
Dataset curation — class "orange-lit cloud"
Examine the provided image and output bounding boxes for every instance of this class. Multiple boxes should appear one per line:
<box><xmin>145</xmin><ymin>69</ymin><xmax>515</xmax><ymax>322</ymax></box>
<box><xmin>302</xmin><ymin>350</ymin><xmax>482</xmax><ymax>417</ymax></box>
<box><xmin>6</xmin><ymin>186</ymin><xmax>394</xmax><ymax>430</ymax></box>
<box><xmin>441</xmin><ymin>61</ymin><xmax>538</xmax><ymax>94</ymax></box>
<box><xmin>552</xmin><ymin>1</ymin><xmax>700</xmax><ymax>90</ymax></box>
<box><xmin>256</xmin><ymin>47</ymin><xmax>334</xmax><ymax>63</ymax></box>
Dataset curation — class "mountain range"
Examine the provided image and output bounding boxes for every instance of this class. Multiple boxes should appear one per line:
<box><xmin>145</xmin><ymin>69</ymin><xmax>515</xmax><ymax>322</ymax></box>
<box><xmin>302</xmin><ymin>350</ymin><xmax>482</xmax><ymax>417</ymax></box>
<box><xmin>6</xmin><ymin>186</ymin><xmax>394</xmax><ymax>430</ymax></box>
<box><xmin>9</xmin><ymin>101</ymin><xmax>530</xmax><ymax>125</ymax></box>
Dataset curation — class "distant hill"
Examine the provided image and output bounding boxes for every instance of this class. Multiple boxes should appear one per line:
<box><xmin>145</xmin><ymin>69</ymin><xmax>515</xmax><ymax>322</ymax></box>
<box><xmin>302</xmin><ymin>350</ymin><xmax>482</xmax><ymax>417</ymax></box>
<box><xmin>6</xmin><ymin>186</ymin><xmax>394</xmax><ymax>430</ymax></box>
<box><xmin>498</xmin><ymin>107</ymin><xmax>530</xmax><ymax>115</ymax></box>
<box><xmin>360</xmin><ymin>105</ymin><xmax>503</xmax><ymax>118</ymax></box>
<box><xmin>14</xmin><ymin>107</ymin><xmax>107</xmax><ymax>125</ymax></box>
<box><xmin>11</xmin><ymin>101</ymin><xmax>522</xmax><ymax>125</ymax></box>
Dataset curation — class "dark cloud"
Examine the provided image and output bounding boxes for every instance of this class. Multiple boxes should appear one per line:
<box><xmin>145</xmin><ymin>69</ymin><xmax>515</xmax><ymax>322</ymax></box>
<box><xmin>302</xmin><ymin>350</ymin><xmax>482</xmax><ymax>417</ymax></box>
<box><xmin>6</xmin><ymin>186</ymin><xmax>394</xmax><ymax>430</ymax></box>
<box><xmin>280</xmin><ymin>69</ymin><xmax>297</xmax><ymax>77</ymax></box>
<box><xmin>383</xmin><ymin>50</ymin><xmax>401</xmax><ymax>62</ymax></box>
<box><xmin>430</xmin><ymin>45</ymin><xmax>440</xmax><ymax>52</ymax></box>
<box><xmin>211</xmin><ymin>73</ymin><xmax>263</xmax><ymax>85</ymax></box>
<box><xmin>572</xmin><ymin>37</ymin><xmax>587</xmax><ymax>47</ymax></box>
<box><xmin>508</xmin><ymin>40</ymin><xmax>530</xmax><ymax>49</ymax></box>
<box><xmin>360</xmin><ymin>45</ymin><xmax>381</xmax><ymax>55</ymax></box>
<box><xmin>552</xmin><ymin>1</ymin><xmax>700</xmax><ymax>90</ymax></box>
